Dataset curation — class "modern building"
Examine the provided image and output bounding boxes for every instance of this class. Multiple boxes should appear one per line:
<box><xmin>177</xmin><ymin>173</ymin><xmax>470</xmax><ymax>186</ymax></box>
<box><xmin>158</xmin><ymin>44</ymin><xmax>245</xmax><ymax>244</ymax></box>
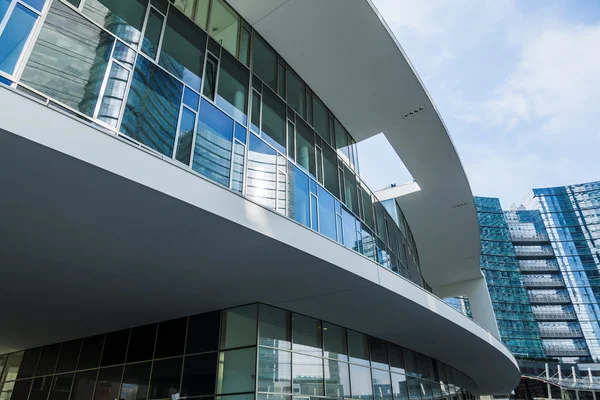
<box><xmin>0</xmin><ymin>1</ymin><xmax>519</xmax><ymax>400</ymax></box>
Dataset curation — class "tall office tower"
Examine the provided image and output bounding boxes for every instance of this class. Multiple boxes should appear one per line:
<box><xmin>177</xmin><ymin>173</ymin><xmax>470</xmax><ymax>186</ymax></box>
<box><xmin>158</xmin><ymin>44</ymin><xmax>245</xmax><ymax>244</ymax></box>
<box><xmin>0</xmin><ymin>0</ymin><xmax>519</xmax><ymax>398</ymax></box>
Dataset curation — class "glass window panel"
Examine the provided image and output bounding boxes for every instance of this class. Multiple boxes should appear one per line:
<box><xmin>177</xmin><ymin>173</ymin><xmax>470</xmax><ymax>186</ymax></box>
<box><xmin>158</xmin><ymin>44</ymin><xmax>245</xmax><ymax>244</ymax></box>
<box><xmin>97</xmin><ymin>63</ymin><xmax>130</xmax><ymax>128</ymax></box>
<box><xmin>361</xmin><ymin>187</ymin><xmax>375</xmax><ymax>231</ymax></box>
<box><xmin>292</xmin><ymin>353</ymin><xmax>324</xmax><ymax>396</ymax></box>
<box><xmin>431</xmin><ymin>382</ymin><xmax>441</xmax><ymax>400</ymax></box>
<box><xmin>193</xmin><ymin>99</ymin><xmax>233</xmax><ymax>186</ymax></box>
<box><xmin>277</xmin><ymin>63</ymin><xmax>285</xmax><ymax>98</ymax></box>
<box><xmin>427</xmin><ymin>359</ymin><xmax>438</xmax><ymax>383</ymax></box>
<box><xmin>127</xmin><ymin>324</ymin><xmax>157</xmax><ymax>363</ymax></box>
<box><xmin>101</xmin><ymin>330</ymin><xmax>129</xmax><ymax>367</ymax></box>
<box><xmin>318</xmin><ymin>186</ymin><xmax>337</xmax><ymax>241</ymax></box>
<box><xmin>402</xmin><ymin>350</ymin><xmax>417</xmax><ymax>377</ymax></box>
<box><xmin>121</xmin><ymin>56</ymin><xmax>183</xmax><ymax>157</ymax></box>
<box><xmin>343</xmin><ymin>166</ymin><xmax>359</xmax><ymax>215</ymax></box>
<box><xmin>36</xmin><ymin>344</ymin><xmax>61</xmax><ymax>376</ymax></box>
<box><xmin>250</xmin><ymin>90</ymin><xmax>261</xmax><ymax>134</ymax></box>
<box><xmin>149</xmin><ymin>357</ymin><xmax>182</xmax><ymax>399</ymax></box>
<box><xmin>208</xmin><ymin>0</ymin><xmax>239</xmax><ymax>56</ymax></box>
<box><xmin>322</xmin><ymin>322</ymin><xmax>348</xmax><ymax>362</ymax></box>
<box><xmin>71</xmin><ymin>370</ymin><xmax>98</xmax><ymax>400</ymax></box>
<box><xmin>0</xmin><ymin>0</ymin><xmax>9</xmax><ymax>22</ymax></box>
<box><xmin>388</xmin><ymin>344</ymin><xmax>405</xmax><ymax>375</ymax></box>
<box><xmin>141</xmin><ymin>8</ymin><xmax>163</xmax><ymax>58</ymax></box>
<box><xmin>360</xmin><ymin>225</ymin><xmax>376</xmax><ymax>261</ymax></box>
<box><xmin>257</xmin><ymin>348</ymin><xmax>291</xmax><ymax>393</ymax></box>
<box><xmin>292</xmin><ymin>313</ymin><xmax>322</xmax><ymax>356</ymax></box>
<box><xmin>6</xmin><ymin>379</ymin><xmax>32</xmax><ymax>400</ymax></box>
<box><xmin>350</xmin><ymin>364</ymin><xmax>372</xmax><ymax>400</ymax></box>
<box><xmin>296</xmin><ymin>120</ymin><xmax>315</xmax><ymax>176</ymax></box>
<box><xmin>234</xmin><ymin>122</ymin><xmax>247</xmax><ymax>143</ymax></box>
<box><xmin>159</xmin><ymin>7</ymin><xmax>206</xmax><ymax>91</ymax></box>
<box><xmin>420</xmin><ymin>380</ymin><xmax>432</xmax><ymax>400</ymax></box>
<box><xmin>261</xmin><ymin>88</ymin><xmax>286</xmax><ymax>154</ymax></box>
<box><xmin>171</xmin><ymin>0</ymin><xmax>193</xmax><ymax>19</ymax></box>
<box><xmin>194</xmin><ymin>0</ymin><xmax>210</xmax><ymax>30</ymax></box>
<box><xmin>82</xmin><ymin>0</ymin><xmax>146</xmax><ymax>46</ymax></box>
<box><xmin>221</xmin><ymin>304</ymin><xmax>257</xmax><ymax>349</ymax></box>
<box><xmin>203</xmin><ymin>54</ymin><xmax>218</xmax><ymax>100</ymax></box>
<box><xmin>415</xmin><ymin>354</ymin><xmax>429</xmax><ymax>379</ymax></box>
<box><xmin>239</xmin><ymin>27</ymin><xmax>250</xmax><ymax>66</ymax></box>
<box><xmin>311</xmin><ymin>195</ymin><xmax>318</xmax><ymax>230</ymax></box>
<box><xmin>259</xmin><ymin>304</ymin><xmax>291</xmax><ymax>349</ymax></box>
<box><xmin>48</xmin><ymin>373</ymin><xmax>74</xmax><ymax>400</ymax></box>
<box><xmin>180</xmin><ymin>353</ymin><xmax>217</xmax><ymax>397</ymax></box>
<box><xmin>369</xmin><ymin>338</ymin><xmax>389</xmax><ymax>370</ymax></box>
<box><xmin>305</xmin><ymin>92</ymin><xmax>313</xmax><ymax>125</ymax></box>
<box><xmin>391</xmin><ymin>373</ymin><xmax>408</xmax><ymax>400</ymax></box>
<box><xmin>30</xmin><ymin>377</ymin><xmax>52</xmax><ymax>400</ymax></box>
<box><xmin>406</xmin><ymin>377</ymin><xmax>420</xmax><ymax>400</ymax></box>
<box><xmin>286</xmin><ymin>121</ymin><xmax>295</xmax><ymax>160</ymax></box>
<box><xmin>252</xmin><ymin>35</ymin><xmax>276</xmax><ymax>90</ymax></box>
<box><xmin>16</xmin><ymin>348</ymin><xmax>41</xmax><ymax>379</ymax></box>
<box><xmin>186</xmin><ymin>311</ymin><xmax>220</xmax><ymax>354</ymax></box>
<box><xmin>23</xmin><ymin>0</ymin><xmax>45</xmax><ymax>11</ymax></box>
<box><xmin>347</xmin><ymin>330</ymin><xmax>369</xmax><ymax>366</ymax></box>
<box><xmin>175</xmin><ymin>107</ymin><xmax>196</xmax><ymax>165</ymax></box>
<box><xmin>232</xmin><ymin>141</ymin><xmax>245</xmax><ymax>194</ymax></box>
<box><xmin>93</xmin><ymin>366</ymin><xmax>123</xmax><ymax>400</ymax></box>
<box><xmin>217</xmin><ymin>348</ymin><xmax>256</xmax><ymax>394</ymax></box>
<box><xmin>286</xmin><ymin>69</ymin><xmax>304</xmax><ymax>118</ymax></box>
<box><xmin>217</xmin><ymin>52</ymin><xmax>249</xmax><ymax>124</ymax></box>
<box><xmin>322</xmin><ymin>145</ymin><xmax>339</xmax><ymax>199</ymax></box>
<box><xmin>0</xmin><ymin>355</ymin><xmax>5</xmax><ymax>382</ymax></box>
<box><xmin>372</xmin><ymin>369</ymin><xmax>392</xmax><ymax>400</ymax></box>
<box><xmin>155</xmin><ymin>317</ymin><xmax>187</xmax><ymax>359</ymax></box>
<box><xmin>0</xmin><ymin>4</ymin><xmax>37</xmax><ymax>75</ymax></box>
<box><xmin>20</xmin><ymin>2</ymin><xmax>110</xmax><ymax>116</ymax></box>
<box><xmin>0</xmin><ymin>381</ymin><xmax>14</xmax><ymax>400</ymax></box>
<box><xmin>286</xmin><ymin>162</ymin><xmax>310</xmax><ymax>227</ymax></box>
<box><xmin>220</xmin><ymin>395</ymin><xmax>254</xmax><ymax>400</ymax></box>
<box><xmin>324</xmin><ymin>359</ymin><xmax>350</xmax><ymax>398</ymax></box>
<box><xmin>313</xmin><ymin>97</ymin><xmax>328</xmax><ymax>142</ymax></box>
<box><xmin>246</xmin><ymin>134</ymin><xmax>277</xmax><ymax>209</ymax></box>
<box><xmin>342</xmin><ymin>208</ymin><xmax>358</xmax><ymax>252</ymax></box>
<box><xmin>121</xmin><ymin>362</ymin><xmax>151</xmax><ymax>400</ymax></box>
<box><xmin>183</xmin><ymin>88</ymin><xmax>200</xmax><ymax>110</ymax></box>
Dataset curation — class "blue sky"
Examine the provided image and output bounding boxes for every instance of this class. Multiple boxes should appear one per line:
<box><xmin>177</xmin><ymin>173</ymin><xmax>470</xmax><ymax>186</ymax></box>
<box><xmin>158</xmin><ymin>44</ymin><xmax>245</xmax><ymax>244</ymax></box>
<box><xmin>358</xmin><ymin>0</ymin><xmax>600</xmax><ymax>207</ymax></box>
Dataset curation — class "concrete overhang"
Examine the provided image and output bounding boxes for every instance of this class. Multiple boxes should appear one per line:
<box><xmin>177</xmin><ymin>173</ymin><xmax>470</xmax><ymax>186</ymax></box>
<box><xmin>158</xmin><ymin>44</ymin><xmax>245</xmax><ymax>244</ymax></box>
<box><xmin>0</xmin><ymin>88</ymin><xmax>519</xmax><ymax>394</ymax></box>
<box><xmin>227</xmin><ymin>0</ymin><xmax>482</xmax><ymax>289</ymax></box>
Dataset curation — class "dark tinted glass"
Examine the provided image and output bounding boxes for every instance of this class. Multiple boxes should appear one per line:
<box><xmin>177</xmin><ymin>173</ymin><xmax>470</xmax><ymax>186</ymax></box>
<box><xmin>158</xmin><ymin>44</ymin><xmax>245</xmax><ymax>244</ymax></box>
<box><xmin>252</xmin><ymin>35</ymin><xmax>277</xmax><ymax>90</ymax></box>
<box><xmin>30</xmin><ymin>377</ymin><xmax>52</xmax><ymax>400</ymax></box>
<box><xmin>56</xmin><ymin>340</ymin><xmax>82</xmax><ymax>374</ymax></box>
<box><xmin>403</xmin><ymin>349</ymin><xmax>418</xmax><ymax>377</ymax></box>
<box><xmin>347</xmin><ymin>330</ymin><xmax>369</xmax><ymax>366</ymax></box>
<box><xmin>101</xmin><ymin>330</ymin><xmax>129</xmax><ymax>366</ymax></box>
<box><xmin>369</xmin><ymin>338</ymin><xmax>388</xmax><ymax>370</ymax></box>
<box><xmin>180</xmin><ymin>353</ymin><xmax>217</xmax><ymax>397</ymax></box>
<box><xmin>322</xmin><ymin>144</ymin><xmax>339</xmax><ymax>198</ymax></box>
<box><xmin>71</xmin><ymin>370</ymin><xmax>98</xmax><ymax>400</ymax></box>
<box><xmin>220</xmin><ymin>305</ymin><xmax>257</xmax><ymax>349</ymax></box>
<box><xmin>81</xmin><ymin>0</ymin><xmax>147</xmax><ymax>47</ymax></box>
<box><xmin>292</xmin><ymin>314</ymin><xmax>322</xmax><ymax>356</ymax></box>
<box><xmin>141</xmin><ymin>8</ymin><xmax>164</xmax><ymax>58</ymax></box>
<box><xmin>296</xmin><ymin>120</ymin><xmax>315</xmax><ymax>176</ymax></box>
<box><xmin>322</xmin><ymin>322</ymin><xmax>347</xmax><ymax>361</ymax></box>
<box><xmin>217</xmin><ymin>348</ymin><xmax>256</xmax><ymax>394</ymax></box>
<box><xmin>78</xmin><ymin>336</ymin><xmax>105</xmax><ymax>370</ymax></box>
<box><xmin>11</xmin><ymin>379</ymin><xmax>33</xmax><ymax>400</ymax></box>
<box><xmin>49</xmin><ymin>374</ymin><xmax>74</xmax><ymax>400</ymax></box>
<box><xmin>155</xmin><ymin>318</ymin><xmax>187</xmax><ymax>359</ymax></box>
<box><xmin>17</xmin><ymin>348</ymin><xmax>41</xmax><ymax>379</ymax></box>
<box><xmin>149</xmin><ymin>357</ymin><xmax>182</xmax><ymax>399</ymax></box>
<box><xmin>258</xmin><ymin>305</ymin><xmax>291</xmax><ymax>349</ymax></box>
<box><xmin>186</xmin><ymin>311</ymin><xmax>220</xmax><ymax>354</ymax></box>
<box><xmin>388</xmin><ymin>344</ymin><xmax>405</xmax><ymax>374</ymax></box>
<box><xmin>121</xmin><ymin>362</ymin><xmax>151</xmax><ymax>400</ymax></box>
<box><xmin>37</xmin><ymin>344</ymin><xmax>61</xmax><ymax>376</ymax></box>
<box><xmin>415</xmin><ymin>353</ymin><xmax>429</xmax><ymax>379</ymax></box>
<box><xmin>261</xmin><ymin>88</ymin><xmax>286</xmax><ymax>153</ymax></box>
<box><xmin>93</xmin><ymin>367</ymin><xmax>123</xmax><ymax>400</ymax></box>
<box><xmin>286</xmin><ymin>69</ymin><xmax>304</xmax><ymax>118</ymax></box>
<box><xmin>216</xmin><ymin>52</ymin><xmax>249</xmax><ymax>124</ymax></box>
<box><xmin>127</xmin><ymin>324</ymin><xmax>157</xmax><ymax>363</ymax></box>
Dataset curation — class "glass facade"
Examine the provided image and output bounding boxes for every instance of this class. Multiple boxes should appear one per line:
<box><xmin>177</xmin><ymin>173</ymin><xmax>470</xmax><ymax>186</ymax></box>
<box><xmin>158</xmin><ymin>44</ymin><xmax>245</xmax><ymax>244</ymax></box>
<box><xmin>0</xmin><ymin>304</ymin><xmax>477</xmax><ymax>400</ymax></box>
<box><xmin>0</xmin><ymin>0</ymin><xmax>427</xmax><ymax>291</ymax></box>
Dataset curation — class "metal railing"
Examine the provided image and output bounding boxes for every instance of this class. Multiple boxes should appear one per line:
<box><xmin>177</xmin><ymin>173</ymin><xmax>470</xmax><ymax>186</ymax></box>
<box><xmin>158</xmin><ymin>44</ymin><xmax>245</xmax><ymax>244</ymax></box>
<box><xmin>539</xmin><ymin>329</ymin><xmax>583</xmax><ymax>338</ymax></box>
<box><xmin>522</xmin><ymin>278</ymin><xmax>565</xmax><ymax>288</ymax></box>
<box><xmin>519</xmin><ymin>263</ymin><xmax>561</xmax><ymax>272</ymax></box>
<box><xmin>514</xmin><ymin>247</ymin><xmax>555</xmax><ymax>257</ymax></box>
<box><xmin>533</xmin><ymin>311</ymin><xmax>578</xmax><ymax>320</ymax></box>
<box><xmin>543</xmin><ymin>347</ymin><xmax>589</xmax><ymax>356</ymax></box>
<box><xmin>529</xmin><ymin>294</ymin><xmax>571</xmax><ymax>304</ymax></box>
<box><xmin>510</xmin><ymin>233</ymin><xmax>550</xmax><ymax>242</ymax></box>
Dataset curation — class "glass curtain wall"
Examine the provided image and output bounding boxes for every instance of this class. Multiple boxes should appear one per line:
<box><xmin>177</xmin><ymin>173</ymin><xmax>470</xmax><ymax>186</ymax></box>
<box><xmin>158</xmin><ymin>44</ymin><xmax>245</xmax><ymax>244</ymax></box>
<box><xmin>1</xmin><ymin>0</ymin><xmax>426</xmax><ymax>290</ymax></box>
<box><xmin>0</xmin><ymin>303</ymin><xmax>478</xmax><ymax>400</ymax></box>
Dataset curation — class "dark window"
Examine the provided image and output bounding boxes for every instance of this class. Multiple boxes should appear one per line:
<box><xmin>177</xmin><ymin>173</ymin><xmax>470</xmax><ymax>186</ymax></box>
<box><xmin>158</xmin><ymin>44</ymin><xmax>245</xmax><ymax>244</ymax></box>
<box><xmin>121</xmin><ymin>362</ymin><xmax>151</xmax><ymax>400</ymax></box>
<box><xmin>286</xmin><ymin>69</ymin><xmax>304</xmax><ymax>118</ymax></box>
<box><xmin>322</xmin><ymin>145</ymin><xmax>339</xmax><ymax>198</ymax></box>
<box><xmin>349</xmin><ymin>365</ymin><xmax>372</xmax><ymax>400</ymax></box>
<box><xmin>56</xmin><ymin>340</ymin><xmax>82</xmax><ymax>374</ymax></box>
<box><xmin>258</xmin><ymin>304</ymin><xmax>291</xmax><ymax>350</ymax></box>
<box><xmin>252</xmin><ymin>35</ymin><xmax>276</xmax><ymax>90</ymax></box>
<box><xmin>180</xmin><ymin>353</ymin><xmax>217</xmax><ymax>397</ymax></box>
<box><xmin>217</xmin><ymin>348</ymin><xmax>256</xmax><ymax>394</ymax></box>
<box><xmin>93</xmin><ymin>366</ymin><xmax>123</xmax><ymax>400</ymax></box>
<box><xmin>186</xmin><ymin>311</ymin><xmax>220</xmax><ymax>354</ymax></box>
<box><xmin>313</xmin><ymin>96</ymin><xmax>328</xmax><ymax>143</ymax></box>
<box><xmin>175</xmin><ymin>107</ymin><xmax>196</xmax><ymax>165</ymax></box>
<box><xmin>292</xmin><ymin>314</ymin><xmax>322</xmax><ymax>356</ymax></box>
<box><xmin>49</xmin><ymin>374</ymin><xmax>74</xmax><ymax>400</ymax></box>
<box><xmin>37</xmin><ymin>344</ymin><xmax>61</xmax><ymax>376</ymax></box>
<box><xmin>141</xmin><ymin>8</ymin><xmax>164</xmax><ymax>58</ymax></box>
<box><xmin>121</xmin><ymin>56</ymin><xmax>183</xmax><ymax>158</ymax></box>
<box><xmin>149</xmin><ymin>358</ymin><xmax>183</xmax><ymax>399</ymax></box>
<box><xmin>10</xmin><ymin>379</ymin><xmax>33</xmax><ymax>400</ymax></box>
<box><xmin>159</xmin><ymin>6</ymin><xmax>206</xmax><ymax>91</ymax></box>
<box><xmin>216</xmin><ymin>52</ymin><xmax>249</xmax><ymax>125</ymax></box>
<box><xmin>369</xmin><ymin>338</ymin><xmax>389</xmax><ymax>370</ymax></box>
<box><xmin>101</xmin><ymin>330</ymin><xmax>129</xmax><ymax>367</ymax></box>
<box><xmin>239</xmin><ymin>27</ymin><xmax>251</xmax><ymax>67</ymax></box>
<box><xmin>30</xmin><ymin>377</ymin><xmax>52</xmax><ymax>400</ymax></box>
<box><xmin>17</xmin><ymin>348</ymin><xmax>41</xmax><ymax>379</ymax></box>
<box><xmin>250</xmin><ymin>89</ymin><xmax>261</xmax><ymax>134</ymax></box>
<box><xmin>78</xmin><ymin>336</ymin><xmax>105</xmax><ymax>370</ymax></box>
<box><xmin>71</xmin><ymin>370</ymin><xmax>98</xmax><ymax>400</ymax></box>
<box><xmin>343</xmin><ymin>166</ymin><xmax>359</xmax><ymax>215</ymax></box>
<box><xmin>82</xmin><ymin>0</ymin><xmax>147</xmax><ymax>47</ymax></box>
<box><xmin>403</xmin><ymin>349</ymin><xmax>418</xmax><ymax>377</ymax></box>
<box><xmin>203</xmin><ymin>55</ymin><xmax>218</xmax><ymax>100</ymax></box>
<box><xmin>127</xmin><ymin>324</ymin><xmax>157</xmax><ymax>363</ymax></box>
<box><xmin>155</xmin><ymin>318</ymin><xmax>187</xmax><ymax>359</ymax></box>
<box><xmin>296</xmin><ymin>120</ymin><xmax>315</xmax><ymax>176</ymax></box>
<box><xmin>220</xmin><ymin>304</ymin><xmax>257</xmax><ymax>349</ymax></box>
<box><xmin>347</xmin><ymin>330</ymin><xmax>369</xmax><ymax>366</ymax></box>
<box><xmin>322</xmin><ymin>322</ymin><xmax>347</xmax><ymax>361</ymax></box>
<box><xmin>415</xmin><ymin>353</ymin><xmax>429</xmax><ymax>379</ymax></box>
<box><xmin>261</xmin><ymin>88</ymin><xmax>286</xmax><ymax>154</ymax></box>
<box><xmin>389</xmin><ymin>344</ymin><xmax>405</xmax><ymax>375</ymax></box>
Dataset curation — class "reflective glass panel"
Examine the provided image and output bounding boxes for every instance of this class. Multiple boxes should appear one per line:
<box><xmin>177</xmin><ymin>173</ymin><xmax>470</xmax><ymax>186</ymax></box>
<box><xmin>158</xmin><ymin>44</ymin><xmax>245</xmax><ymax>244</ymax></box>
<box><xmin>155</xmin><ymin>317</ymin><xmax>187</xmax><ymax>359</ymax></box>
<box><xmin>20</xmin><ymin>2</ymin><xmax>110</xmax><ymax>117</ymax></box>
<box><xmin>324</xmin><ymin>359</ymin><xmax>350</xmax><ymax>398</ymax></box>
<box><xmin>121</xmin><ymin>56</ymin><xmax>183</xmax><ymax>157</ymax></box>
<box><xmin>183</xmin><ymin>87</ymin><xmax>200</xmax><ymax>110</ymax></box>
<box><xmin>343</xmin><ymin>166</ymin><xmax>359</xmax><ymax>215</ymax></box>
<box><xmin>141</xmin><ymin>8</ymin><xmax>163</xmax><ymax>58</ymax></box>
<box><xmin>186</xmin><ymin>311</ymin><xmax>220</xmax><ymax>354</ymax></box>
<box><xmin>342</xmin><ymin>208</ymin><xmax>358</xmax><ymax>252</ymax></box>
<box><xmin>372</xmin><ymin>369</ymin><xmax>392</xmax><ymax>400</ymax></box>
<box><xmin>127</xmin><ymin>324</ymin><xmax>157</xmax><ymax>363</ymax></box>
<box><xmin>296</xmin><ymin>120</ymin><xmax>315</xmax><ymax>176</ymax></box>
<box><xmin>7</xmin><ymin>380</ymin><xmax>32</xmax><ymax>400</ymax></box>
<box><xmin>234</xmin><ymin>122</ymin><xmax>246</xmax><ymax>143</ymax></box>
<box><xmin>239</xmin><ymin>27</ymin><xmax>250</xmax><ymax>66</ymax></box>
<box><xmin>71</xmin><ymin>370</ymin><xmax>98</xmax><ymax>400</ymax></box>
<box><xmin>221</xmin><ymin>304</ymin><xmax>257</xmax><ymax>349</ymax></box>
<box><xmin>261</xmin><ymin>88</ymin><xmax>286</xmax><ymax>154</ymax></box>
<box><xmin>148</xmin><ymin>357</ymin><xmax>182</xmax><ymax>399</ymax></box>
<box><xmin>322</xmin><ymin>322</ymin><xmax>348</xmax><ymax>361</ymax></box>
<box><xmin>246</xmin><ymin>134</ymin><xmax>277</xmax><ymax>209</ymax></box>
<box><xmin>287</xmin><ymin>163</ymin><xmax>310</xmax><ymax>227</ymax></box>
<box><xmin>350</xmin><ymin>364</ymin><xmax>373</xmax><ymax>400</ymax></box>
<box><xmin>403</xmin><ymin>349</ymin><xmax>418</xmax><ymax>377</ymax></box>
<box><xmin>175</xmin><ymin>107</ymin><xmax>196</xmax><ymax>165</ymax></box>
<box><xmin>217</xmin><ymin>348</ymin><xmax>256</xmax><ymax>394</ymax></box>
<box><xmin>232</xmin><ymin>141</ymin><xmax>245</xmax><ymax>194</ymax></box>
<box><xmin>292</xmin><ymin>353</ymin><xmax>324</xmax><ymax>396</ymax></box>
<box><xmin>348</xmin><ymin>330</ymin><xmax>369</xmax><ymax>366</ymax></box>
<box><xmin>286</xmin><ymin>68</ymin><xmax>304</xmax><ymax>117</ymax></box>
<box><xmin>217</xmin><ymin>52</ymin><xmax>249</xmax><ymax>124</ymax></box>
<box><xmin>16</xmin><ymin>348</ymin><xmax>40</xmax><ymax>379</ymax></box>
<box><xmin>101</xmin><ymin>330</ymin><xmax>129</xmax><ymax>367</ymax></box>
<box><xmin>406</xmin><ymin>377</ymin><xmax>421</xmax><ymax>400</ymax></box>
<box><xmin>334</xmin><ymin>119</ymin><xmax>350</xmax><ymax>164</ymax></box>
<box><xmin>313</xmin><ymin>96</ymin><xmax>328</xmax><ymax>142</ymax></box>
<box><xmin>259</xmin><ymin>305</ymin><xmax>291</xmax><ymax>349</ymax></box>
<box><xmin>0</xmin><ymin>0</ymin><xmax>9</xmax><ymax>22</ymax></box>
<box><xmin>252</xmin><ymin>35</ymin><xmax>276</xmax><ymax>90</ymax></box>
<box><xmin>388</xmin><ymin>344</ymin><xmax>405</xmax><ymax>375</ymax></box>
<box><xmin>180</xmin><ymin>353</ymin><xmax>217</xmax><ymax>397</ymax></box>
<box><xmin>30</xmin><ymin>377</ymin><xmax>52</xmax><ymax>400</ymax></box>
<box><xmin>159</xmin><ymin>6</ymin><xmax>206</xmax><ymax>91</ymax></box>
<box><xmin>292</xmin><ymin>313</ymin><xmax>322</xmax><ymax>356</ymax></box>
<box><xmin>82</xmin><ymin>0</ymin><xmax>146</xmax><ymax>46</ymax></box>
<box><xmin>36</xmin><ymin>344</ymin><xmax>61</xmax><ymax>376</ymax></box>
<box><xmin>48</xmin><ymin>373</ymin><xmax>74</xmax><ymax>400</ymax></box>
<box><xmin>203</xmin><ymin>55</ymin><xmax>217</xmax><ymax>100</ymax></box>
<box><xmin>121</xmin><ymin>362</ymin><xmax>151</xmax><ymax>400</ymax></box>
<box><xmin>391</xmin><ymin>373</ymin><xmax>408</xmax><ymax>400</ymax></box>
<box><xmin>370</xmin><ymin>338</ymin><xmax>389</xmax><ymax>371</ymax></box>
<box><xmin>0</xmin><ymin>4</ymin><xmax>37</xmax><ymax>75</ymax></box>
<box><xmin>323</xmin><ymin>145</ymin><xmax>339</xmax><ymax>198</ymax></box>
<box><xmin>318</xmin><ymin>186</ymin><xmax>337</xmax><ymax>241</ymax></box>
<box><xmin>257</xmin><ymin>347</ymin><xmax>291</xmax><ymax>393</ymax></box>
<box><xmin>93</xmin><ymin>366</ymin><xmax>123</xmax><ymax>400</ymax></box>
<box><xmin>208</xmin><ymin>0</ymin><xmax>239</xmax><ymax>56</ymax></box>
<box><xmin>97</xmin><ymin>63</ymin><xmax>130</xmax><ymax>128</ymax></box>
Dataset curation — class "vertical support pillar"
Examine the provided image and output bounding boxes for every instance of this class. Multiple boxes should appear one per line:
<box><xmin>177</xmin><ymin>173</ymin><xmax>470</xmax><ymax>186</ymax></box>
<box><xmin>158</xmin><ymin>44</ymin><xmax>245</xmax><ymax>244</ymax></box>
<box><xmin>573</xmin><ymin>366</ymin><xmax>577</xmax><ymax>384</ymax></box>
<box><xmin>589</xmin><ymin>368</ymin><xmax>593</xmax><ymax>384</ymax></box>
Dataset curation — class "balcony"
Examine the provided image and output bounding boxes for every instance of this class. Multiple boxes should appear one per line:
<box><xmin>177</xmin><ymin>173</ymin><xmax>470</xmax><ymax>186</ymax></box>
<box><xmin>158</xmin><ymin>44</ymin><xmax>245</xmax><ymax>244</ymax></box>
<box><xmin>519</xmin><ymin>261</ymin><xmax>560</xmax><ymax>273</ymax></box>
<box><xmin>514</xmin><ymin>247</ymin><xmax>555</xmax><ymax>259</ymax></box>
<box><xmin>528</xmin><ymin>294</ymin><xmax>571</xmax><ymax>304</ymax></box>
<box><xmin>543</xmin><ymin>347</ymin><xmax>589</xmax><ymax>357</ymax></box>
<box><xmin>533</xmin><ymin>311</ymin><xmax>578</xmax><ymax>321</ymax></box>
<box><xmin>539</xmin><ymin>329</ymin><xmax>584</xmax><ymax>338</ymax></box>
<box><xmin>522</xmin><ymin>278</ymin><xmax>565</xmax><ymax>288</ymax></box>
<box><xmin>510</xmin><ymin>233</ymin><xmax>550</xmax><ymax>244</ymax></box>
